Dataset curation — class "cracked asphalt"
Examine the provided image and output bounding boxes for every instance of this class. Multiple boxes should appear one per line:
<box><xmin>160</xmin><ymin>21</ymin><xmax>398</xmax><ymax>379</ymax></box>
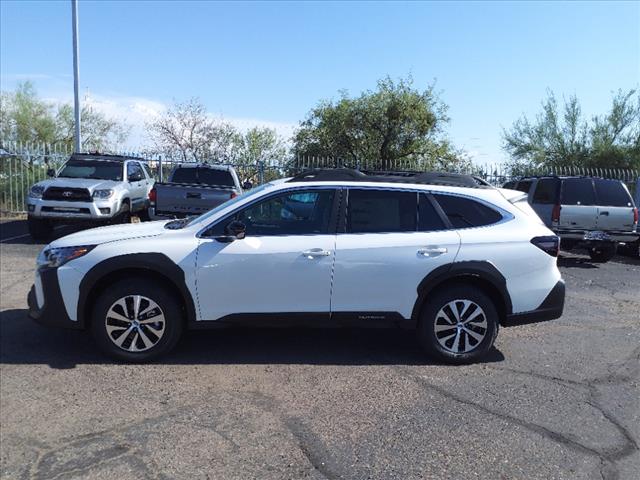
<box><xmin>1</xmin><ymin>218</ymin><xmax>638</xmax><ymax>480</ymax></box>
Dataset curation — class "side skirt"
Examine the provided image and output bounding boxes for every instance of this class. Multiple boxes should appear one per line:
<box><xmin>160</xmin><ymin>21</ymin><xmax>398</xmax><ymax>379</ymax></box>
<box><xmin>188</xmin><ymin>312</ymin><xmax>415</xmax><ymax>330</ymax></box>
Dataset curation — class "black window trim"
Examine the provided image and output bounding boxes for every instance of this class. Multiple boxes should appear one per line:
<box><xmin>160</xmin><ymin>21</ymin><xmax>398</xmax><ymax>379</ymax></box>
<box><xmin>198</xmin><ymin>186</ymin><xmax>343</xmax><ymax>239</ymax></box>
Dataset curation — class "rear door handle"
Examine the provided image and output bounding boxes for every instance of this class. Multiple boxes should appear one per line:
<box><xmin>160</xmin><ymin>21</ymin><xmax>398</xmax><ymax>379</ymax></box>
<box><xmin>417</xmin><ymin>247</ymin><xmax>448</xmax><ymax>257</ymax></box>
<box><xmin>599</xmin><ymin>211</ymin><xmax>609</xmax><ymax>216</ymax></box>
<box><xmin>302</xmin><ymin>248</ymin><xmax>331</xmax><ymax>259</ymax></box>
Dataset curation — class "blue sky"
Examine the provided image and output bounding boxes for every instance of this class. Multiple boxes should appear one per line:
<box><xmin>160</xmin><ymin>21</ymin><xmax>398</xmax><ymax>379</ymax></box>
<box><xmin>1</xmin><ymin>0</ymin><xmax>639</xmax><ymax>163</ymax></box>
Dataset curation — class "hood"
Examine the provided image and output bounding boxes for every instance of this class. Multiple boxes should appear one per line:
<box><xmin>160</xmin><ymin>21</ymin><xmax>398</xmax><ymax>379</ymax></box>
<box><xmin>49</xmin><ymin>220</ymin><xmax>170</xmax><ymax>248</ymax></box>
<box><xmin>38</xmin><ymin>177</ymin><xmax>120</xmax><ymax>192</ymax></box>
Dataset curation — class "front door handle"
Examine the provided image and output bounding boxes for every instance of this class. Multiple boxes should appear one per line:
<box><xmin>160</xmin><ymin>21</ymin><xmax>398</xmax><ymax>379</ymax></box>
<box><xmin>302</xmin><ymin>248</ymin><xmax>331</xmax><ymax>259</ymax></box>
<box><xmin>417</xmin><ymin>247</ymin><xmax>448</xmax><ymax>257</ymax></box>
<box><xmin>599</xmin><ymin>211</ymin><xmax>609</xmax><ymax>216</ymax></box>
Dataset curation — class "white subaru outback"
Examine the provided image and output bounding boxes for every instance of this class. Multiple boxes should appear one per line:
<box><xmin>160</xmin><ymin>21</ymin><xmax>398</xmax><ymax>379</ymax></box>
<box><xmin>28</xmin><ymin>169</ymin><xmax>565</xmax><ymax>364</ymax></box>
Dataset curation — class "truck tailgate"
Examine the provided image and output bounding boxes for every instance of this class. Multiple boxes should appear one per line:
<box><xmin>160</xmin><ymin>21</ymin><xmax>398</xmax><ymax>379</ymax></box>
<box><xmin>154</xmin><ymin>183</ymin><xmax>235</xmax><ymax>217</ymax></box>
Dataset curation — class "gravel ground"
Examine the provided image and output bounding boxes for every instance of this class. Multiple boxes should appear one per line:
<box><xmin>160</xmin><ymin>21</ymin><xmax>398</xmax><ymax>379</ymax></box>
<box><xmin>1</xmin><ymin>218</ymin><xmax>638</xmax><ymax>480</ymax></box>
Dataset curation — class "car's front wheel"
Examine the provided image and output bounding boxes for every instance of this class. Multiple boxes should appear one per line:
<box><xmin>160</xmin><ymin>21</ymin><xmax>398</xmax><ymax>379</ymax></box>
<box><xmin>27</xmin><ymin>215</ymin><xmax>53</xmax><ymax>241</ymax></box>
<box><xmin>90</xmin><ymin>279</ymin><xmax>184</xmax><ymax>362</ymax></box>
<box><xmin>418</xmin><ymin>285</ymin><xmax>499</xmax><ymax>364</ymax></box>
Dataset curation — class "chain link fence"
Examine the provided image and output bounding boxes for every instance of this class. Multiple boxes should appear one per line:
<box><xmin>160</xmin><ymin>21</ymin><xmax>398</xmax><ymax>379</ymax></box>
<box><xmin>1</xmin><ymin>142</ymin><xmax>639</xmax><ymax>214</ymax></box>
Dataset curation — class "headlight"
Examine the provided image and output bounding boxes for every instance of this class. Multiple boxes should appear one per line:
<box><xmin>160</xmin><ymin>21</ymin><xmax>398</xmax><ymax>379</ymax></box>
<box><xmin>29</xmin><ymin>185</ymin><xmax>46</xmax><ymax>198</ymax></box>
<box><xmin>93</xmin><ymin>189</ymin><xmax>114</xmax><ymax>199</ymax></box>
<box><xmin>40</xmin><ymin>245</ymin><xmax>96</xmax><ymax>268</ymax></box>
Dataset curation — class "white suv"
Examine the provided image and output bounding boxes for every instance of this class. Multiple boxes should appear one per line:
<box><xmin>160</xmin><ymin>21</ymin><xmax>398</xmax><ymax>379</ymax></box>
<box><xmin>28</xmin><ymin>169</ymin><xmax>565</xmax><ymax>364</ymax></box>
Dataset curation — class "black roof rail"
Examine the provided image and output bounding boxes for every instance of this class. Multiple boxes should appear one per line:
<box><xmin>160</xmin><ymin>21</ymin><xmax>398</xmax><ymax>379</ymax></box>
<box><xmin>70</xmin><ymin>152</ymin><xmax>149</xmax><ymax>162</ymax></box>
<box><xmin>288</xmin><ymin>168</ymin><xmax>491</xmax><ymax>188</ymax></box>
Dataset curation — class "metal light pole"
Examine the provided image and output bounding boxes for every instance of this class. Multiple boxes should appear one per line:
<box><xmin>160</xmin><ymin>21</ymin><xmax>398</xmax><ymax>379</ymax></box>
<box><xmin>71</xmin><ymin>0</ymin><xmax>81</xmax><ymax>152</ymax></box>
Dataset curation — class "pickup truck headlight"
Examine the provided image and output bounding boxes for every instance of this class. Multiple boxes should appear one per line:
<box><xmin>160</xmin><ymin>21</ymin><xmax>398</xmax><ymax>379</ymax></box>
<box><xmin>93</xmin><ymin>189</ymin><xmax>114</xmax><ymax>199</ymax></box>
<box><xmin>40</xmin><ymin>245</ymin><xmax>96</xmax><ymax>268</ymax></box>
<box><xmin>29</xmin><ymin>185</ymin><xmax>46</xmax><ymax>198</ymax></box>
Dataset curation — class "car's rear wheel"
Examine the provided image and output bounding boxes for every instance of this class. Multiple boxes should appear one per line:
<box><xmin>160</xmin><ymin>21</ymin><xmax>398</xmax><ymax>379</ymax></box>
<box><xmin>27</xmin><ymin>216</ymin><xmax>53</xmax><ymax>241</ymax></box>
<box><xmin>418</xmin><ymin>286</ymin><xmax>499</xmax><ymax>364</ymax></box>
<box><xmin>588</xmin><ymin>242</ymin><xmax>617</xmax><ymax>263</ymax></box>
<box><xmin>90</xmin><ymin>279</ymin><xmax>183</xmax><ymax>362</ymax></box>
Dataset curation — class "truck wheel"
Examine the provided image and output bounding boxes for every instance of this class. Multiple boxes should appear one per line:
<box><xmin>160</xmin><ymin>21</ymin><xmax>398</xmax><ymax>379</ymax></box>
<box><xmin>27</xmin><ymin>216</ymin><xmax>53</xmax><ymax>241</ymax></box>
<box><xmin>90</xmin><ymin>279</ymin><xmax>184</xmax><ymax>362</ymax></box>
<box><xmin>138</xmin><ymin>207</ymin><xmax>151</xmax><ymax>222</ymax></box>
<box><xmin>418</xmin><ymin>285</ymin><xmax>499</xmax><ymax>364</ymax></box>
<box><xmin>115</xmin><ymin>202</ymin><xmax>131</xmax><ymax>224</ymax></box>
<box><xmin>588</xmin><ymin>242</ymin><xmax>617</xmax><ymax>263</ymax></box>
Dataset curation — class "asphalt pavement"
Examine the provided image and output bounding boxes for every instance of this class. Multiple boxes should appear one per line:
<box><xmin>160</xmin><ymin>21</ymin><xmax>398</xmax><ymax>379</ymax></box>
<box><xmin>1</xmin><ymin>218</ymin><xmax>638</xmax><ymax>480</ymax></box>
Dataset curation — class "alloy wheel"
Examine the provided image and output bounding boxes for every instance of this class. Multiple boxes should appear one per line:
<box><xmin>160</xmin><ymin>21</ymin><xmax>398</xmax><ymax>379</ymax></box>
<box><xmin>434</xmin><ymin>299</ymin><xmax>488</xmax><ymax>354</ymax></box>
<box><xmin>105</xmin><ymin>295</ymin><xmax>166</xmax><ymax>352</ymax></box>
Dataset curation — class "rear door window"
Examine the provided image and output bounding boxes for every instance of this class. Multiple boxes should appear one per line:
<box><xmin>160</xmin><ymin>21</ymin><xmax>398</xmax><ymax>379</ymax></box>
<box><xmin>532</xmin><ymin>179</ymin><xmax>559</xmax><ymax>204</ymax></box>
<box><xmin>433</xmin><ymin>194</ymin><xmax>502</xmax><ymax>228</ymax></box>
<box><xmin>347</xmin><ymin>189</ymin><xmax>417</xmax><ymax>233</ymax></box>
<box><xmin>594</xmin><ymin>179</ymin><xmax>633</xmax><ymax>207</ymax></box>
<box><xmin>418</xmin><ymin>194</ymin><xmax>446</xmax><ymax>231</ymax></box>
<box><xmin>561</xmin><ymin>178</ymin><xmax>596</xmax><ymax>206</ymax></box>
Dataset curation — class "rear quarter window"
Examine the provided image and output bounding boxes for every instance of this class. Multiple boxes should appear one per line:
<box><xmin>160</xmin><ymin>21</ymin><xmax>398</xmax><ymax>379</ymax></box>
<box><xmin>532</xmin><ymin>179</ymin><xmax>560</xmax><ymax>204</ymax></box>
<box><xmin>594</xmin><ymin>179</ymin><xmax>633</xmax><ymax>207</ymax></box>
<box><xmin>433</xmin><ymin>194</ymin><xmax>502</xmax><ymax>228</ymax></box>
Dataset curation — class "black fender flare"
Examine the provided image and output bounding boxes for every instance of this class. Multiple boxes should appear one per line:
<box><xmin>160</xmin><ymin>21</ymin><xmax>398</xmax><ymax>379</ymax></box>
<box><xmin>411</xmin><ymin>261</ymin><xmax>513</xmax><ymax>321</ymax></box>
<box><xmin>77</xmin><ymin>252</ymin><xmax>197</xmax><ymax>327</ymax></box>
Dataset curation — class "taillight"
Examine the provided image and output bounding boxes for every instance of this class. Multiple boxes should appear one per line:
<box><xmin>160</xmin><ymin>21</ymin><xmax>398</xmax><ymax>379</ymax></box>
<box><xmin>551</xmin><ymin>204</ymin><xmax>561</xmax><ymax>224</ymax></box>
<box><xmin>531</xmin><ymin>235</ymin><xmax>560</xmax><ymax>257</ymax></box>
<box><xmin>148</xmin><ymin>187</ymin><xmax>157</xmax><ymax>204</ymax></box>
<box><xmin>634</xmin><ymin>207</ymin><xmax>638</xmax><ymax>224</ymax></box>
<box><xmin>230</xmin><ymin>192</ymin><xmax>237</xmax><ymax>199</ymax></box>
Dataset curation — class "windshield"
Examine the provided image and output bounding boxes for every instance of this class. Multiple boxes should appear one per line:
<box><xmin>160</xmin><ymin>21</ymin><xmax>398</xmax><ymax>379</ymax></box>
<box><xmin>58</xmin><ymin>160</ymin><xmax>123</xmax><ymax>181</ymax></box>
<box><xmin>167</xmin><ymin>182</ymin><xmax>276</xmax><ymax>230</ymax></box>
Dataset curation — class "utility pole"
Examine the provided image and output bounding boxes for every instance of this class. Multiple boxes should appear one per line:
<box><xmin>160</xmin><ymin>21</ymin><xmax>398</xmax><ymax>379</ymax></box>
<box><xmin>71</xmin><ymin>0</ymin><xmax>81</xmax><ymax>152</ymax></box>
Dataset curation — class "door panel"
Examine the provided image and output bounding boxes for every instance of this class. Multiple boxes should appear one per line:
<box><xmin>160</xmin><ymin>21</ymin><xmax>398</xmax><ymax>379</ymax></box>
<box><xmin>331</xmin><ymin>231</ymin><xmax>461</xmax><ymax>318</ymax></box>
<box><xmin>196</xmin><ymin>235</ymin><xmax>335</xmax><ymax>320</ymax></box>
<box><xmin>559</xmin><ymin>178</ymin><xmax>598</xmax><ymax>230</ymax></box>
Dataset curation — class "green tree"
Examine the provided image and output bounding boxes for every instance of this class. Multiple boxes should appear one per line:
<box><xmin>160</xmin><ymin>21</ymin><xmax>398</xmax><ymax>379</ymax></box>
<box><xmin>0</xmin><ymin>81</ymin><xmax>129</xmax><ymax>152</ymax></box>
<box><xmin>503</xmin><ymin>89</ymin><xmax>640</xmax><ymax>171</ymax></box>
<box><xmin>293</xmin><ymin>76</ymin><xmax>466</xmax><ymax>171</ymax></box>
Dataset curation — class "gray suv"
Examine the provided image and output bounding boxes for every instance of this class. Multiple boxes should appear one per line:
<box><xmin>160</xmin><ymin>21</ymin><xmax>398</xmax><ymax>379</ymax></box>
<box><xmin>504</xmin><ymin>176</ymin><xmax>638</xmax><ymax>262</ymax></box>
<box><xmin>27</xmin><ymin>153</ymin><xmax>155</xmax><ymax>240</ymax></box>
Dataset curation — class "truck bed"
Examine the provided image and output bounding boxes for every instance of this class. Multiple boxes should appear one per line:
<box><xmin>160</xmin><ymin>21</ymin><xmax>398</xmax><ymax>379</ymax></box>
<box><xmin>153</xmin><ymin>182</ymin><xmax>238</xmax><ymax>217</ymax></box>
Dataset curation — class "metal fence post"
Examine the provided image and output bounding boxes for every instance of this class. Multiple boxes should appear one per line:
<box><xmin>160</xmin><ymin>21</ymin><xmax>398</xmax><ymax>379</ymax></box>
<box><xmin>158</xmin><ymin>155</ymin><xmax>163</xmax><ymax>182</ymax></box>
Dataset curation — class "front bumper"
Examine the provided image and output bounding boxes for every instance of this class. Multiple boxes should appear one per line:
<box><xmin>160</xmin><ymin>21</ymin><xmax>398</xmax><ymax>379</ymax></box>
<box><xmin>28</xmin><ymin>268</ymin><xmax>84</xmax><ymax>330</ymax></box>
<box><xmin>27</xmin><ymin>197</ymin><xmax>118</xmax><ymax>221</ymax></box>
<box><xmin>504</xmin><ymin>280</ymin><xmax>565</xmax><ymax>326</ymax></box>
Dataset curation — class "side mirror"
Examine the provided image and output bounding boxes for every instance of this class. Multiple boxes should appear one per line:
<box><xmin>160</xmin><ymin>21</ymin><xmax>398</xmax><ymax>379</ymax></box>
<box><xmin>216</xmin><ymin>220</ymin><xmax>246</xmax><ymax>243</ymax></box>
<box><xmin>128</xmin><ymin>173</ymin><xmax>143</xmax><ymax>182</ymax></box>
<box><xmin>242</xmin><ymin>181</ymin><xmax>253</xmax><ymax>190</ymax></box>
<box><xmin>46</xmin><ymin>168</ymin><xmax>56</xmax><ymax>177</ymax></box>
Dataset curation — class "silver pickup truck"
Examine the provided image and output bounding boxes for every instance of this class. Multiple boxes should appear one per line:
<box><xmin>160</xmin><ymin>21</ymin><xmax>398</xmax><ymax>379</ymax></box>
<box><xmin>149</xmin><ymin>164</ymin><xmax>248</xmax><ymax>219</ymax></box>
<box><xmin>26</xmin><ymin>153</ymin><xmax>155</xmax><ymax>239</ymax></box>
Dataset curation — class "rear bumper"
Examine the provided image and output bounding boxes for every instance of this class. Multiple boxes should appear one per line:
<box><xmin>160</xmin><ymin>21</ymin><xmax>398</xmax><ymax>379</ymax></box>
<box><xmin>28</xmin><ymin>268</ymin><xmax>84</xmax><ymax>330</ymax></box>
<box><xmin>555</xmin><ymin>229</ymin><xmax>639</xmax><ymax>243</ymax></box>
<box><xmin>504</xmin><ymin>280</ymin><xmax>565</xmax><ymax>326</ymax></box>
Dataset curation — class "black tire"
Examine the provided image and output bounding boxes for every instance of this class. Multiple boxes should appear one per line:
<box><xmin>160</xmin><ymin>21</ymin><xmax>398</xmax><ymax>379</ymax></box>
<box><xmin>588</xmin><ymin>242</ymin><xmax>617</xmax><ymax>263</ymax></box>
<box><xmin>90</xmin><ymin>278</ymin><xmax>184</xmax><ymax>362</ymax></box>
<box><xmin>138</xmin><ymin>207</ymin><xmax>151</xmax><ymax>222</ymax></box>
<box><xmin>113</xmin><ymin>201</ymin><xmax>131</xmax><ymax>224</ymax></box>
<box><xmin>27</xmin><ymin>216</ymin><xmax>53</xmax><ymax>241</ymax></box>
<box><xmin>417</xmin><ymin>285</ymin><xmax>499</xmax><ymax>364</ymax></box>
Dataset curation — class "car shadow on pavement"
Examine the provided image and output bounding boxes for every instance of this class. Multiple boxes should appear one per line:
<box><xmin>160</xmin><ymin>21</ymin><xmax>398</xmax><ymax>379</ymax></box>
<box><xmin>0</xmin><ymin>219</ymin><xmax>82</xmax><ymax>245</ymax></box>
<box><xmin>0</xmin><ymin>309</ymin><xmax>505</xmax><ymax>368</ymax></box>
<box><xmin>557</xmin><ymin>256</ymin><xmax>600</xmax><ymax>269</ymax></box>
